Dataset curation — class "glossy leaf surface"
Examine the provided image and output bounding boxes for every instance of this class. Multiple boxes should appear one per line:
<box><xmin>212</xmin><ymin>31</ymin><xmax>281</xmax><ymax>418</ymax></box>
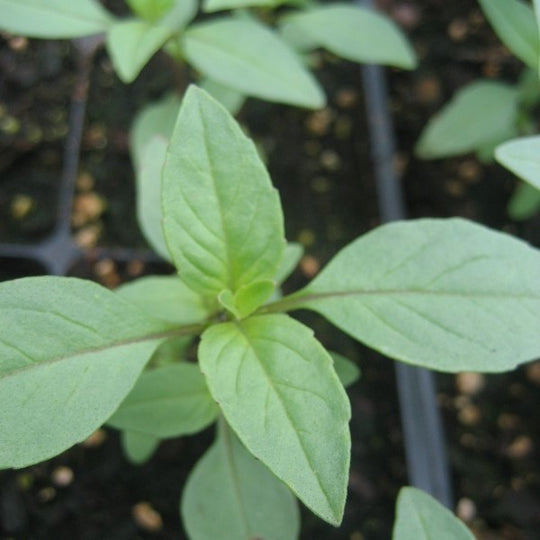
<box><xmin>199</xmin><ymin>314</ymin><xmax>351</xmax><ymax>525</ymax></box>
<box><xmin>117</xmin><ymin>276</ymin><xmax>210</xmax><ymax>325</ymax></box>
<box><xmin>291</xmin><ymin>218</ymin><xmax>540</xmax><ymax>373</ymax></box>
<box><xmin>182</xmin><ymin>420</ymin><xmax>299</xmax><ymax>540</ymax></box>
<box><xmin>163</xmin><ymin>86</ymin><xmax>285</xmax><ymax>297</ymax></box>
<box><xmin>108</xmin><ymin>364</ymin><xmax>218</xmax><ymax>437</ymax></box>
<box><xmin>478</xmin><ymin>0</ymin><xmax>540</xmax><ymax>70</ymax></box>
<box><xmin>416</xmin><ymin>81</ymin><xmax>518</xmax><ymax>159</ymax></box>
<box><xmin>280</xmin><ymin>4</ymin><xmax>417</xmax><ymax>69</ymax></box>
<box><xmin>0</xmin><ymin>0</ymin><xmax>113</xmax><ymax>38</ymax></box>
<box><xmin>393</xmin><ymin>487</ymin><xmax>474</xmax><ymax>540</ymax></box>
<box><xmin>0</xmin><ymin>277</ymin><xmax>171</xmax><ymax>468</ymax></box>
<box><xmin>183</xmin><ymin>19</ymin><xmax>325</xmax><ymax>108</ymax></box>
<box><xmin>106</xmin><ymin>20</ymin><xmax>172</xmax><ymax>83</ymax></box>
<box><xmin>496</xmin><ymin>136</ymin><xmax>540</xmax><ymax>190</ymax></box>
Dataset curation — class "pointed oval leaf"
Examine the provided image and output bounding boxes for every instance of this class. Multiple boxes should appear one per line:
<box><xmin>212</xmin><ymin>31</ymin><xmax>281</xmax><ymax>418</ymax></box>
<box><xmin>163</xmin><ymin>86</ymin><xmax>285</xmax><ymax>298</ymax></box>
<box><xmin>121</xmin><ymin>430</ymin><xmax>160</xmax><ymax>464</ymax></box>
<box><xmin>159</xmin><ymin>0</ymin><xmax>198</xmax><ymax>31</ymax></box>
<box><xmin>0</xmin><ymin>0</ymin><xmax>113</xmax><ymax>38</ymax></box>
<box><xmin>279</xmin><ymin>4</ymin><xmax>417</xmax><ymax>70</ymax></box>
<box><xmin>416</xmin><ymin>81</ymin><xmax>519</xmax><ymax>159</ymax></box>
<box><xmin>199</xmin><ymin>314</ymin><xmax>351</xmax><ymax>525</ymax></box>
<box><xmin>507</xmin><ymin>182</ymin><xmax>540</xmax><ymax>220</ymax></box>
<box><xmin>393</xmin><ymin>487</ymin><xmax>475</xmax><ymax>540</ymax></box>
<box><xmin>182</xmin><ymin>19</ymin><xmax>325</xmax><ymax>108</ymax></box>
<box><xmin>478</xmin><ymin>0</ymin><xmax>540</xmax><ymax>70</ymax></box>
<box><xmin>290</xmin><ymin>218</ymin><xmax>540</xmax><ymax>373</ymax></box>
<box><xmin>116</xmin><ymin>275</ymin><xmax>211</xmax><ymax>325</ymax></box>
<box><xmin>182</xmin><ymin>419</ymin><xmax>299</xmax><ymax>540</ymax></box>
<box><xmin>0</xmin><ymin>277</ymin><xmax>173</xmax><ymax>468</ymax></box>
<box><xmin>198</xmin><ymin>77</ymin><xmax>246</xmax><ymax>115</ymax></box>
<box><xmin>108</xmin><ymin>364</ymin><xmax>218</xmax><ymax>438</ymax></box>
<box><xmin>127</xmin><ymin>0</ymin><xmax>174</xmax><ymax>22</ymax></box>
<box><xmin>330</xmin><ymin>352</ymin><xmax>361</xmax><ymax>388</ymax></box>
<box><xmin>275</xmin><ymin>242</ymin><xmax>304</xmax><ymax>285</ymax></box>
<box><xmin>106</xmin><ymin>20</ymin><xmax>173</xmax><ymax>83</ymax></box>
<box><xmin>496</xmin><ymin>136</ymin><xmax>540</xmax><ymax>190</ymax></box>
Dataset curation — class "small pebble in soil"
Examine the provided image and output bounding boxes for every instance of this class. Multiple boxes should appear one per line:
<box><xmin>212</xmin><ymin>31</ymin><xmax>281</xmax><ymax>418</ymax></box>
<box><xmin>8</xmin><ymin>36</ymin><xmax>28</xmax><ymax>51</ymax></box>
<box><xmin>320</xmin><ymin>149</ymin><xmax>341</xmax><ymax>171</ymax></box>
<box><xmin>82</xmin><ymin>428</ymin><xmax>107</xmax><ymax>448</ymax></box>
<box><xmin>505</xmin><ymin>436</ymin><xmax>534</xmax><ymax>460</ymax></box>
<box><xmin>525</xmin><ymin>361</ymin><xmax>540</xmax><ymax>385</ymax></box>
<box><xmin>458</xmin><ymin>403</ymin><xmax>482</xmax><ymax>426</ymax></box>
<box><xmin>457</xmin><ymin>159</ymin><xmax>482</xmax><ymax>183</ymax></box>
<box><xmin>305</xmin><ymin>108</ymin><xmax>334</xmax><ymax>136</ymax></box>
<box><xmin>445</xmin><ymin>179</ymin><xmax>466</xmax><ymax>197</ymax></box>
<box><xmin>334</xmin><ymin>87</ymin><xmax>358</xmax><ymax>109</ymax></box>
<box><xmin>76</xmin><ymin>171</ymin><xmax>96</xmax><ymax>192</ymax></box>
<box><xmin>448</xmin><ymin>19</ymin><xmax>468</xmax><ymax>42</ymax></box>
<box><xmin>297</xmin><ymin>229</ymin><xmax>315</xmax><ymax>247</ymax></box>
<box><xmin>94</xmin><ymin>258</ymin><xmax>120</xmax><ymax>288</ymax></box>
<box><xmin>300</xmin><ymin>255</ymin><xmax>320</xmax><ymax>278</ymax></box>
<box><xmin>127</xmin><ymin>259</ymin><xmax>145</xmax><ymax>277</ymax></box>
<box><xmin>132</xmin><ymin>502</ymin><xmax>163</xmax><ymax>532</ymax></box>
<box><xmin>72</xmin><ymin>192</ymin><xmax>107</xmax><ymax>227</ymax></box>
<box><xmin>74</xmin><ymin>223</ymin><xmax>102</xmax><ymax>249</ymax></box>
<box><xmin>414</xmin><ymin>76</ymin><xmax>441</xmax><ymax>105</ymax></box>
<box><xmin>51</xmin><ymin>466</ymin><xmax>74</xmax><ymax>487</ymax></box>
<box><xmin>456</xmin><ymin>497</ymin><xmax>477</xmax><ymax>523</ymax></box>
<box><xmin>10</xmin><ymin>194</ymin><xmax>34</xmax><ymax>220</ymax></box>
<box><xmin>37</xmin><ymin>487</ymin><xmax>56</xmax><ymax>503</ymax></box>
<box><xmin>391</xmin><ymin>3</ymin><xmax>420</xmax><ymax>30</ymax></box>
<box><xmin>456</xmin><ymin>372</ymin><xmax>485</xmax><ymax>396</ymax></box>
<box><xmin>497</xmin><ymin>413</ymin><xmax>520</xmax><ymax>431</ymax></box>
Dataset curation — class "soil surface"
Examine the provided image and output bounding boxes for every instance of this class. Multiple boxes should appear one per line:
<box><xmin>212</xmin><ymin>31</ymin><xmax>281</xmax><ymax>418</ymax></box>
<box><xmin>1</xmin><ymin>1</ymin><xmax>540</xmax><ymax>539</ymax></box>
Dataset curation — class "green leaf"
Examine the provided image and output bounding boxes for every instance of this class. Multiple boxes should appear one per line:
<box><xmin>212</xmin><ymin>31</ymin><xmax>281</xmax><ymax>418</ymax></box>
<box><xmin>163</xmin><ymin>86</ymin><xmax>286</xmax><ymax>298</ymax></box>
<box><xmin>286</xmin><ymin>218</ymin><xmax>540</xmax><ymax>373</ymax></box>
<box><xmin>416</xmin><ymin>81</ymin><xmax>519</xmax><ymax>159</ymax></box>
<box><xmin>478</xmin><ymin>0</ymin><xmax>540</xmax><ymax>70</ymax></box>
<box><xmin>182</xmin><ymin>18</ymin><xmax>325</xmax><ymax>108</ymax></box>
<box><xmin>0</xmin><ymin>277</ymin><xmax>173</xmax><ymax>468</ymax></box>
<box><xmin>0</xmin><ymin>0</ymin><xmax>113</xmax><ymax>39</ymax></box>
<box><xmin>121</xmin><ymin>430</ymin><xmax>160</xmax><ymax>464</ymax></box>
<box><xmin>275</xmin><ymin>242</ymin><xmax>304</xmax><ymax>285</ymax></box>
<box><xmin>108</xmin><ymin>363</ymin><xmax>218</xmax><ymax>438</ymax></box>
<box><xmin>234</xmin><ymin>280</ymin><xmax>275</xmax><ymax>318</ymax></box>
<box><xmin>199</xmin><ymin>314</ymin><xmax>351</xmax><ymax>525</ymax></box>
<box><xmin>130</xmin><ymin>95</ymin><xmax>180</xmax><ymax>259</ymax></box>
<box><xmin>496</xmin><ymin>136</ymin><xmax>540</xmax><ymax>190</ymax></box>
<box><xmin>182</xmin><ymin>419</ymin><xmax>300</xmax><ymax>540</ymax></box>
<box><xmin>392</xmin><ymin>487</ymin><xmax>474</xmax><ymax>540</ymax></box>
<box><xmin>159</xmin><ymin>0</ymin><xmax>198</xmax><ymax>31</ymax></box>
<box><xmin>331</xmin><ymin>352</ymin><xmax>361</xmax><ymax>388</ymax></box>
<box><xmin>507</xmin><ymin>181</ymin><xmax>540</xmax><ymax>220</ymax></box>
<box><xmin>279</xmin><ymin>4</ymin><xmax>417</xmax><ymax>70</ymax></box>
<box><xmin>106</xmin><ymin>20</ymin><xmax>173</xmax><ymax>83</ymax></box>
<box><xmin>149</xmin><ymin>336</ymin><xmax>192</xmax><ymax>367</ymax></box>
<box><xmin>127</xmin><ymin>0</ymin><xmax>174</xmax><ymax>22</ymax></box>
<box><xmin>198</xmin><ymin>78</ymin><xmax>246</xmax><ymax>115</ymax></box>
<box><xmin>203</xmin><ymin>0</ymin><xmax>283</xmax><ymax>11</ymax></box>
<box><xmin>116</xmin><ymin>275</ymin><xmax>211</xmax><ymax>325</ymax></box>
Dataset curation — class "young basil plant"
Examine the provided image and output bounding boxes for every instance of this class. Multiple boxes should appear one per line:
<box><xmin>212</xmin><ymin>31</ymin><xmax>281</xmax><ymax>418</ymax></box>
<box><xmin>415</xmin><ymin>0</ymin><xmax>540</xmax><ymax>219</ymax></box>
<box><xmin>0</xmin><ymin>0</ymin><xmax>417</xmax><ymax>109</ymax></box>
<box><xmin>2</xmin><ymin>86</ymin><xmax>540</xmax><ymax>538</ymax></box>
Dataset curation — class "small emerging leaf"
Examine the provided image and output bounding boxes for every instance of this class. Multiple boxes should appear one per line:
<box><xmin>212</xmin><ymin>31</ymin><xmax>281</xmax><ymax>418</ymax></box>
<box><xmin>182</xmin><ymin>19</ymin><xmax>325</xmax><ymax>108</ymax></box>
<box><xmin>163</xmin><ymin>86</ymin><xmax>285</xmax><ymax>298</ymax></box>
<box><xmin>106</xmin><ymin>20</ymin><xmax>173</xmax><ymax>83</ymax></box>
<box><xmin>291</xmin><ymin>218</ymin><xmax>540</xmax><ymax>373</ymax></box>
<box><xmin>182</xmin><ymin>419</ymin><xmax>299</xmax><ymax>540</ymax></box>
<box><xmin>393</xmin><ymin>487</ymin><xmax>474</xmax><ymax>540</ymax></box>
<box><xmin>199</xmin><ymin>314</ymin><xmax>351</xmax><ymax>525</ymax></box>
<box><xmin>331</xmin><ymin>352</ymin><xmax>361</xmax><ymax>388</ymax></box>
<box><xmin>0</xmin><ymin>0</ymin><xmax>113</xmax><ymax>39</ymax></box>
<box><xmin>279</xmin><ymin>4</ymin><xmax>417</xmax><ymax>70</ymax></box>
<box><xmin>108</xmin><ymin>363</ymin><xmax>218</xmax><ymax>438</ymax></box>
<box><xmin>127</xmin><ymin>0</ymin><xmax>174</xmax><ymax>22</ymax></box>
<box><xmin>121</xmin><ymin>430</ymin><xmax>160</xmax><ymax>464</ymax></box>
<box><xmin>507</xmin><ymin>182</ymin><xmax>540</xmax><ymax>220</ymax></box>
<box><xmin>495</xmin><ymin>136</ymin><xmax>540</xmax><ymax>190</ymax></box>
<box><xmin>416</xmin><ymin>81</ymin><xmax>519</xmax><ymax>159</ymax></box>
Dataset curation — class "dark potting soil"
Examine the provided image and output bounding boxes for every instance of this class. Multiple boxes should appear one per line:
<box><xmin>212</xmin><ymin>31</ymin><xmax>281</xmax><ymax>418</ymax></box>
<box><xmin>1</xmin><ymin>1</ymin><xmax>540</xmax><ymax>539</ymax></box>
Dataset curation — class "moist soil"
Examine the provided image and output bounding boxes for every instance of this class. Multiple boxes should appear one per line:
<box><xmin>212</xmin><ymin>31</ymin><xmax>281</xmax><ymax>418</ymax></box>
<box><xmin>1</xmin><ymin>1</ymin><xmax>540</xmax><ymax>539</ymax></box>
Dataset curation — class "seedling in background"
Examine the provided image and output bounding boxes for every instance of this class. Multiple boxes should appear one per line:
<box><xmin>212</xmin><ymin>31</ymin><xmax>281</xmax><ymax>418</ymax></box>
<box><xmin>415</xmin><ymin>0</ymin><xmax>540</xmax><ymax>220</ymax></box>
<box><xmin>1</xmin><ymin>87</ymin><xmax>540</xmax><ymax>538</ymax></box>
